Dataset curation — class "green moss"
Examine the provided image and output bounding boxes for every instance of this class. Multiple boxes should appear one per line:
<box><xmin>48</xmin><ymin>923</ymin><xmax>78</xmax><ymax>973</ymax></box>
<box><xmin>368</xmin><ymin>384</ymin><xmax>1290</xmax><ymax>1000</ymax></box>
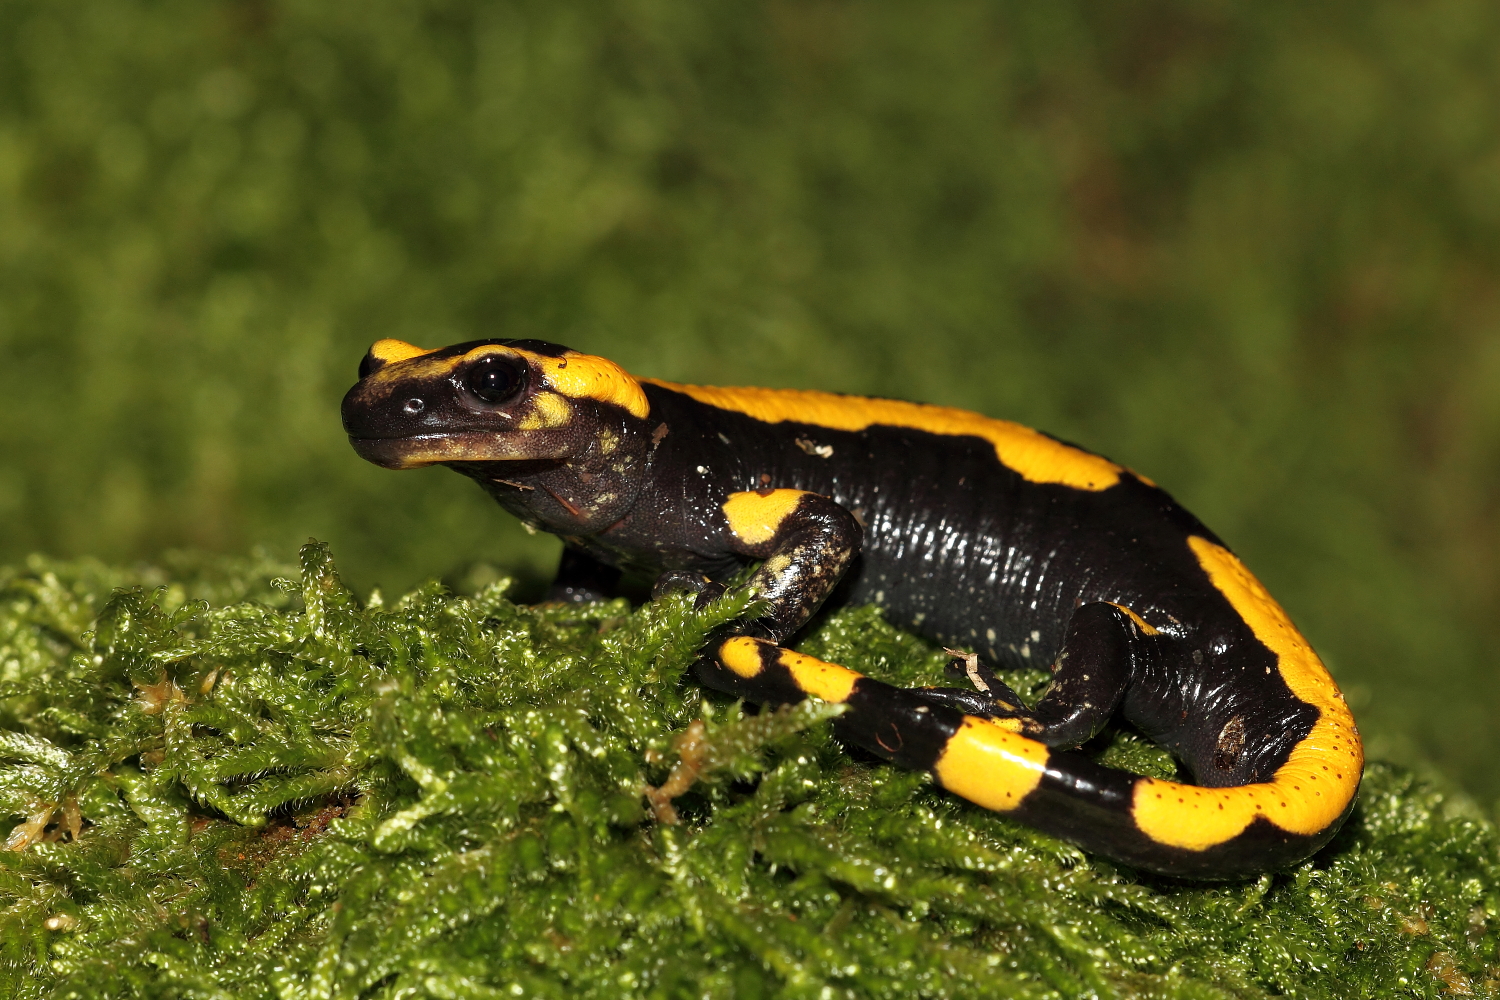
<box><xmin>0</xmin><ymin>544</ymin><xmax>1496</xmax><ymax>999</ymax></box>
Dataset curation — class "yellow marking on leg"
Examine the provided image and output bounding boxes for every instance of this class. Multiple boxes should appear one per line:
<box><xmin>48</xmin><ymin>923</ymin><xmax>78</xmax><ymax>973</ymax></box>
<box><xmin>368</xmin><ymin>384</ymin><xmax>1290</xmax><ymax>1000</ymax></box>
<box><xmin>1108</xmin><ymin>603</ymin><xmax>1160</xmax><ymax>635</ymax></box>
<box><xmin>933</xmin><ymin>717</ymin><xmax>1050</xmax><ymax>812</ymax></box>
<box><xmin>722</xmin><ymin>490</ymin><xmax>809</xmax><ymax>546</ymax></box>
<box><xmin>644</xmin><ymin>380</ymin><xmax>1123</xmax><ymax>491</ymax></box>
<box><xmin>775</xmin><ymin>648</ymin><xmax>860</xmax><ymax>703</ymax></box>
<box><xmin>1128</xmin><ymin>538</ymin><xmax>1363</xmax><ymax>851</ymax></box>
<box><xmin>760</xmin><ymin>553</ymin><xmax>793</xmax><ymax>578</ymax></box>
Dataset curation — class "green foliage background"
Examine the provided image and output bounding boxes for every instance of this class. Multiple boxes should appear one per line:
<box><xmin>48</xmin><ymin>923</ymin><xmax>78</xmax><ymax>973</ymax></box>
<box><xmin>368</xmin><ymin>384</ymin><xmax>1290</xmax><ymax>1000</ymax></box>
<box><xmin>1</xmin><ymin>0</ymin><xmax>1499</xmax><ymax>808</ymax></box>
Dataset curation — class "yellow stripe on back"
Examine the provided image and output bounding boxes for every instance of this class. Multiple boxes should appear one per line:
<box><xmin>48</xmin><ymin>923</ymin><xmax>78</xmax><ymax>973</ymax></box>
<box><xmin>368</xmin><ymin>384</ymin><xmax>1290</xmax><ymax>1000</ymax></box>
<box><xmin>1128</xmin><ymin>537</ymin><xmax>1362</xmax><ymax>850</ymax></box>
<box><xmin>642</xmin><ymin>380</ymin><xmax>1122</xmax><ymax>491</ymax></box>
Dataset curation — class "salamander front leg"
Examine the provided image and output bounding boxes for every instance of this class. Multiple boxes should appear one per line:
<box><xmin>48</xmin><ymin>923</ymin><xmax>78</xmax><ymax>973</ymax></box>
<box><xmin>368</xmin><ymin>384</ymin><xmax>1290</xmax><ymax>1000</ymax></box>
<box><xmin>716</xmin><ymin>488</ymin><xmax>863</xmax><ymax>643</ymax></box>
<box><xmin>690</xmin><ymin>488</ymin><xmax>862</xmax><ymax>701</ymax></box>
<box><xmin>652</xmin><ymin>570</ymin><xmax>727</xmax><ymax>607</ymax></box>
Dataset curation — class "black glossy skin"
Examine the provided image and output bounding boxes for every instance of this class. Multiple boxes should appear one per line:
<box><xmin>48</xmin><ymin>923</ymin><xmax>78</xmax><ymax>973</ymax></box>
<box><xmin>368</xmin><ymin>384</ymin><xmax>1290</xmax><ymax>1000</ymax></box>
<box><xmin>342</xmin><ymin>338</ymin><xmax>1359</xmax><ymax>879</ymax></box>
<box><xmin>626</xmin><ymin>389</ymin><xmax>1316</xmax><ymax>784</ymax></box>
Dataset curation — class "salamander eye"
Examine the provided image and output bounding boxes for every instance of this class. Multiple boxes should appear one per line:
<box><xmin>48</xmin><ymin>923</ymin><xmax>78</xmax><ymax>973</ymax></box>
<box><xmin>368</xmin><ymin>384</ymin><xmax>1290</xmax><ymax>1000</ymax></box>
<box><xmin>464</xmin><ymin>358</ymin><xmax>526</xmax><ymax>405</ymax></box>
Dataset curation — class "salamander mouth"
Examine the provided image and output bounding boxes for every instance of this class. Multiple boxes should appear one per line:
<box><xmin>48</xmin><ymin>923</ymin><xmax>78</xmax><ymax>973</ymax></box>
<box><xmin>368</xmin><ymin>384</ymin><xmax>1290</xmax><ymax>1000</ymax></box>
<box><xmin>349</xmin><ymin>431</ymin><xmax>572</xmax><ymax>469</ymax></box>
<box><xmin>348</xmin><ymin>432</ymin><xmax>510</xmax><ymax>470</ymax></box>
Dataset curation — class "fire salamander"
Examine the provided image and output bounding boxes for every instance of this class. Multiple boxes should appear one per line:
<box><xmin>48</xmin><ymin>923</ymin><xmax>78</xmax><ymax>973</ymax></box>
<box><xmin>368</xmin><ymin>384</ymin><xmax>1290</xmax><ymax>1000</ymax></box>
<box><xmin>342</xmin><ymin>338</ymin><xmax>1363</xmax><ymax>879</ymax></box>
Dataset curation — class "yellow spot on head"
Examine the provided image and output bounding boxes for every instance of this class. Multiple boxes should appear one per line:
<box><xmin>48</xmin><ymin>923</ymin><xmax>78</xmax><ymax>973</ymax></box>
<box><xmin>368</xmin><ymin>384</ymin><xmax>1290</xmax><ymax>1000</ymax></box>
<box><xmin>645</xmin><ymin>380</ymin><xmax>1123</xmax><ymax>491</ymax></box>
<box><xmin>533</xmin><ymin>351</ymin><xmax>649</xmax><ymax>418</ymax></box>
<box><xmin>454</xmin><ymin>345</ymin><xmax>649</xmax><ymax>418</ymax></box>
<box><xmin>933</xmin><ymin>718</ymin><xmax>1050</xmax><ymax>812</ymax></box>
<box><xmin>722</xmin><ymin>489</ymin><xmax>807</xmax><ymax>546</ymax></box>
<box><xmin>361</xmin><ymin>341</ymin><xmax>471</xmax><ymax>387</ymax></box>
<box><xmin>517</xmin><ymin>392</ymin><xmax>572</xmax><ymax>430</ymax></box>
<box><xmin>369</xmin><ymin>339</ymin><xmax>432</xmax><ymax>366</ymax></box>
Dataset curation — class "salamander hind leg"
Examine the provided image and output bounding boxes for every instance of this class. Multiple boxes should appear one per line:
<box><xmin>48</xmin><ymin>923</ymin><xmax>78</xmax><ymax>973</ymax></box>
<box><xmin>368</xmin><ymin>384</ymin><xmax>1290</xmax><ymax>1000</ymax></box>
<box><xmin>1023</xmin><ymin>602</ymin><xmax>1152</xmax><ymax>748</ymax></box>
<box><xmin>903</xmin><ymin>650</ymin><xmax>1035</xmax><ymax>725</ymax></box>
<box><xmin>913</xmin><ymin>602</ymin><xmax>1156</xmax><ymax>749</ymax></box>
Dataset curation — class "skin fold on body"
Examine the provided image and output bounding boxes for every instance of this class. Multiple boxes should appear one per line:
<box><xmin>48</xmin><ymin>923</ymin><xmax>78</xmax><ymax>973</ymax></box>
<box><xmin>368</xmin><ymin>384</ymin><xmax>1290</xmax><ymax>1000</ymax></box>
<box><xmin>341</xmin><ymin>337</ymin><xmax>1363</xmax><ymax>879</ymax></box>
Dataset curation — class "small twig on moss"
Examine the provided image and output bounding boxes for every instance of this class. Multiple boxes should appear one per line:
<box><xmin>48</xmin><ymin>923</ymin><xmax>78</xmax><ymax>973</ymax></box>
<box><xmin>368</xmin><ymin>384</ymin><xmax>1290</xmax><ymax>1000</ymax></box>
<box><xmin>645</xmin><ymin>720</ymin><xmax>708</xmax><ymax>824</ymax></box>
<box><xmin>644</xmin><ymin>701</ymin><xmax>846</xmax><ymax>823</ymax></box>
<box><xmin>133</xmin><ymin>675</ymin><xmax>187</xmax><ymax>715</ymax></box>
<box><xmin>3</xmin><ymin>803</ymin><xmax>54</xmax><ymax>851</ymax></box>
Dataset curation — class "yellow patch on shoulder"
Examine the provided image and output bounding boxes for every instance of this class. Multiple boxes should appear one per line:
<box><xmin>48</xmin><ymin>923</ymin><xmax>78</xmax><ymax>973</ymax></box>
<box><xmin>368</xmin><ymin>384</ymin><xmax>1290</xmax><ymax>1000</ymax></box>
<box><xmin>775</xmin><ymin>647</ymin><xmax>860</xmax><ymax>703</ymax></box>
<box><xmin>1128</xmin><ymin>537</ymin><xmax>1363</xmax><ymax>851</ymax></box>
<box><xmin>722</xmin><ymin>489</ymin><xmax>808</xmax><ymax>546</ymax></box>
<box><xmin>933</xmin><ymin>717</ymin><xmax>1050</xmax><ymax>812</ymax></box>
<box><xmin>642</xmin><ymin>380</ymin><xmax>1122</xmax><ymax>491</ymax></box>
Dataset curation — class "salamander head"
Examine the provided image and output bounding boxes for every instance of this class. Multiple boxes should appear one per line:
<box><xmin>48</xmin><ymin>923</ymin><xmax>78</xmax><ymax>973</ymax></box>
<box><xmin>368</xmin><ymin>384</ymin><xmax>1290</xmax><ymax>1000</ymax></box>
<box><xmin>341</xmin><ymin>338</ymin><xmax>650</xmax><ymax>470</ymax></box>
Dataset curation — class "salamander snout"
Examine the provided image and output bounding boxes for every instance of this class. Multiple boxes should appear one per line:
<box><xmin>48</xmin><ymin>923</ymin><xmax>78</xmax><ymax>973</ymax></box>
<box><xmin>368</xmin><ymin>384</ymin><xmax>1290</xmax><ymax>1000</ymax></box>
<box><xmin>341</xmin><ymin>339</ymin><xmax>577</xmax><ymax>469</ymax></box>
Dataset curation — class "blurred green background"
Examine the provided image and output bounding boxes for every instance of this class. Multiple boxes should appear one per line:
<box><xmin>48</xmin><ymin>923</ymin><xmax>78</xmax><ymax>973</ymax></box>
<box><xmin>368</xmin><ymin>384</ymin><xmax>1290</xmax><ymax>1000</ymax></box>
<box><xmin>2</xmin><ymin>1</ymin><xmax>1498</xmax><ymax>800</ymax></box>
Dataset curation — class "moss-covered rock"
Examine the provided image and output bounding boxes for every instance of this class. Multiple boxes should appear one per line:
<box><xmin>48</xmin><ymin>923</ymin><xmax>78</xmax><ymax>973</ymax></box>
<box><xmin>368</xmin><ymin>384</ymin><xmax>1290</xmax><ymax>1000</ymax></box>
<box><xmin>0</xmin><ymin>543</ymin><xmax>1496</xmax><ymax>999</ymax></box>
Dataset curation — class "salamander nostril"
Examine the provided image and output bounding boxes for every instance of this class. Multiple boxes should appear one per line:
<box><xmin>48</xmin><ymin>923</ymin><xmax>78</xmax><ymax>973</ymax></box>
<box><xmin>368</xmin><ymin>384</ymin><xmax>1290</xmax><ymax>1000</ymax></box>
<box><xmin>403</xmin><ymin>398</ymin><xmax>425</xmax><ymax>414</ymax></box>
